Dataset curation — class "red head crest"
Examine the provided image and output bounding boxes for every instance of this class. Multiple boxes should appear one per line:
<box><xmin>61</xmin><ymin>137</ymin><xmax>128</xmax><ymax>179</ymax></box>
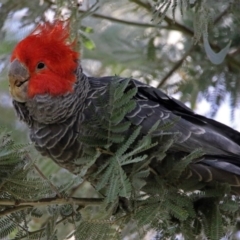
<box><xmin>10</xmin><ymin>20</ymin><xmax>80</xmax><ymax>98</ymax></box>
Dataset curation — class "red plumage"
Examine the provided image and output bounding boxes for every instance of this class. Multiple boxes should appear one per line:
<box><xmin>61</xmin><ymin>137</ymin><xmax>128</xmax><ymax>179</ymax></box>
<box><xmin>11</xmin><ymin>21</ymin><xmax>79</xmax><ymax>97</ymax></box>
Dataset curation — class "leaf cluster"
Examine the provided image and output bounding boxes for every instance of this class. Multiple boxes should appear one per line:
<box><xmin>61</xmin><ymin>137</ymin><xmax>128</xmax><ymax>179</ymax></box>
<box><xmin>0</xmin><ymin>128</ymin><xmax>82</xmax><ymax>239</ymax></box>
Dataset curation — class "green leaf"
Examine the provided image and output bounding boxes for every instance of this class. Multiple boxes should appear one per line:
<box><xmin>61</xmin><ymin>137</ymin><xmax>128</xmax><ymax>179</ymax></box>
<box><xmin>81</xmin><ymin>34</ymin><xmax>96</xmax><ymax>50</ymax></box>
<box><xmin>80</xmin><ymin>25</ymin><xmax>94</xmax><ymax>33</ymax></box>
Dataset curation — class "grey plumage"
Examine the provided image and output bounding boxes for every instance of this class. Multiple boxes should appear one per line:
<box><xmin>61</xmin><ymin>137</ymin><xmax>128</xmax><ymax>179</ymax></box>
<box><xmin>13</xmin><ymin>66</ymin><xmax>240</xmax><ymax>189</ymax></box>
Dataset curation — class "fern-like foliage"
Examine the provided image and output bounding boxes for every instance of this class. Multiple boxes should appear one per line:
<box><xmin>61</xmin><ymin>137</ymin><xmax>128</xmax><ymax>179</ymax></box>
<box><xmin>0</xmin><ymin>129</ymin><xmax>82</xmax><ymax>239</ymax></box>
<box><xmin>153</xmin><ymin>0</ymin><xmax>213</xmax><ymax>42</ymax></box>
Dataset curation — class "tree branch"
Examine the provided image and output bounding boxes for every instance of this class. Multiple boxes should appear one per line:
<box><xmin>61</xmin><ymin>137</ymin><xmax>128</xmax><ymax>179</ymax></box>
<box><xmin>157</xmin><ymin>45</ymin><xmax>195</xmax><ymax>88</ymax></box>
<box><xmin>0</xmin><ymin>206</ymin><xmax>32</xmax><ymax>217</ymax></box>
<box><xmin>0</xmin><ymin>197</ymin><xmax>103</xmax><ymax>207</ymax></box>
<box><xmin>14</xmin><ymin>205</ymin><xmax>83</xmax><ymax>240</ymax></box>
<box><xmin>79</xmin><ymin>10</ymin><xmax>159</xmax><ymax>28</ymax></box>
<box><xmin>130</xmin><ymin>0</ymin><xmax>193</xmax><ymax>35</ymax></box>
<box><xmin>129</xmin><ymin>0</ymin><xmax>151</xmax><ymax>10</ymax></box>
<box><xmin>213</xmin><ymin>5</ymin><xmax>230</xmax><ymax>24</ymax></box>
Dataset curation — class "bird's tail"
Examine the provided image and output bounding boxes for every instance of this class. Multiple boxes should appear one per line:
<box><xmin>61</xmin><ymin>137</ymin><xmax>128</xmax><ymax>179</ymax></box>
<box><xmin>186</xmin><ymin>157</ymin><xmax>240</xmax><ymax>194</ymax></box>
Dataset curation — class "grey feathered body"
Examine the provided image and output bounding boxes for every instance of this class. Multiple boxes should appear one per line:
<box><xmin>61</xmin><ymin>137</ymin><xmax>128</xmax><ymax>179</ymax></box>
<box><xmin>13</xmin><ymin>67</ymin><xmax>240</xmax><ymax>189</ymax></box>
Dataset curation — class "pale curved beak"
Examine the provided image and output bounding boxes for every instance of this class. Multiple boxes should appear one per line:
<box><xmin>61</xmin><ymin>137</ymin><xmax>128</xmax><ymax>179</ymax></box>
<box><xmin>8</xmin><ymin>59</ymin><xmax>29</xmax><ymax>102</ymax></box>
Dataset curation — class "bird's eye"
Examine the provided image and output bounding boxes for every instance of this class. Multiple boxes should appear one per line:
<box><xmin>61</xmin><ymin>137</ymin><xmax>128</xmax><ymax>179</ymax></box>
<box><xmin>37</xmin><ymin>62</ymin><xmax>45</xmax><ymax>69</ymax></box>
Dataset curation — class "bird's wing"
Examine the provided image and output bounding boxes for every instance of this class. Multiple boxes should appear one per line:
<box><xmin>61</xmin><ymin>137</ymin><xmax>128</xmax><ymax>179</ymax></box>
<box><xmin>127</xmin><ymin>79</ymin><xmax>240</xmax><ymax>180</ymax></box>
<box><xmin>88</xmin><ymin>76</ymin><xmax>240</xmax><ymax>180</ymax></box>
<box><xmin>88</xmin><ymin>76</ymin><xmax>240</xmax><ymax>156</ymax></box>
<box><xmin>126</xmin><ymin>79</ymin><xmax>240</xmax><ymax>157</ymax></box>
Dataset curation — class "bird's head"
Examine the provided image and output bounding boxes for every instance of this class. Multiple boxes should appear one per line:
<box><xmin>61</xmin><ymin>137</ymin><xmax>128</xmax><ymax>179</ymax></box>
<box><xmin>8</xmin><ymin>21</ymin><xmax>79</xmax><ymax>103</ymax></box>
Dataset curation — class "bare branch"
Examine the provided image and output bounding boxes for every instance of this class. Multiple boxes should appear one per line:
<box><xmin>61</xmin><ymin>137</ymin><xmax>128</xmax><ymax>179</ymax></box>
<box><xmin>157</xmin><ymin>45</ymin><xmax>195</xmax><ymax>88</ymax></box>
<box><xmin>33</xmin><ymin>163</ymin><xmax>62</xmax><ymax>198</ymax></box>
<box><xmin>0</xmin><ymin>197</ymin><xmax>103</xmax><ymax>207</ymax></box>
<box><xmin>79</xmin><ymin>10</ymin><xmax>158</xmax><ymax>28</ymax></box>
<box><xmin>0</xmin><ymin>206</ymin><xmax>32</xmax><ymax>217</ymax></box>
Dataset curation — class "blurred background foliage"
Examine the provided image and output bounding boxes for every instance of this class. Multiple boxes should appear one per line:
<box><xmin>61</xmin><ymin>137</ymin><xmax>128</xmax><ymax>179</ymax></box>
<box><xmin>0</xmin><ymin>0</ymin><xmax>240</xmax><ymax>239</ymax></box>
<box><xmin>1</xmin><ymin>0</ymin><xmax>240</xmax><ymax>134</ymax></box>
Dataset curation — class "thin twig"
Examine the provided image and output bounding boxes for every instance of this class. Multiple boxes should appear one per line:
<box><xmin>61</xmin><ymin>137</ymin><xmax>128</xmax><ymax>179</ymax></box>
<box><xmin>129</xmin><ymin>0</ymin><xmax>151</xmax><ymax>11</ymax></box>
<box><xmin>19</xmin><ymin>205</ymin><xmax>83</xmax><ymax>240</ymax></box>
<box><xmin>33</xmin><ymin>163</ymin><xmax>62</xmax><ymax>198</ymax></box>
<box><xmin>214</xmin><ymin>5</ymin><xmax>230</xmax><ymax>24</ymax></box>
<box><xmin>96</xmin><ymin>147</ymin><xmax>114</xmax><ymax>155</ymax></box>
<box><xmin>157</xmin><ymin>45</ymin><xmax>195</xmax><ymax>88</ymax></box>
<box><xmin>79</xmin><ymin>10</ymin><xmax>158</xmax><ymax>28</ymax></box>
<box><xmin>6</xmin><ymin>215</ymin><xmax>29</xmax><ymax>234</ymax></box>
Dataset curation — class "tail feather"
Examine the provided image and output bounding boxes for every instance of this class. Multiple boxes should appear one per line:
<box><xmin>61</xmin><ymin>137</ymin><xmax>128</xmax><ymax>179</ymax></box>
<box><xmin>188</xmin><ymin>163</ymin><xmax>240</xmax><ymax>187</ymax></box>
